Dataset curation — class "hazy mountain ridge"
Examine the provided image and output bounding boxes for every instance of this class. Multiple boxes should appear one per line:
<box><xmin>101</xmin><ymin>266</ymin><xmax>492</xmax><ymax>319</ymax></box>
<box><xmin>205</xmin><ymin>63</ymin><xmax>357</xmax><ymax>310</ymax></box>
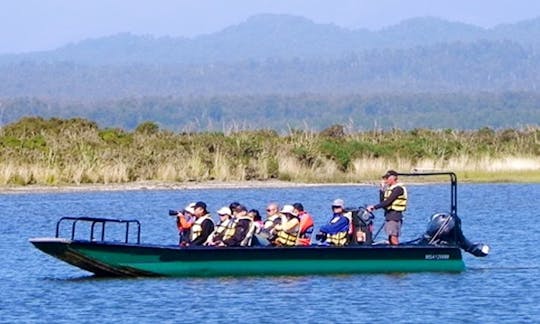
<box><xmin>1</xmin><ymin>14</ymin><xmax>539</xmax><ymax>130</ymax></box>
<box><xmin>1</xmin><ymin>39</ymin><xmax>537</xmax><ymax>99</ymax></box>
<box><xmin>2</xmin><ymin>14</ymin><xmax>540</xmax><ymax>65</ymax></box>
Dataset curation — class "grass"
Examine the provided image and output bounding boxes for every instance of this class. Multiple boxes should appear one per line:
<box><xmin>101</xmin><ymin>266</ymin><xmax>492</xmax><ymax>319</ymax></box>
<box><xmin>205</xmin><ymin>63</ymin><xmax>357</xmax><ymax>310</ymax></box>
<box><xmin>0</xmin><ymin>117</ymin><xmax>539</xmax><ymax>186</ymax></box>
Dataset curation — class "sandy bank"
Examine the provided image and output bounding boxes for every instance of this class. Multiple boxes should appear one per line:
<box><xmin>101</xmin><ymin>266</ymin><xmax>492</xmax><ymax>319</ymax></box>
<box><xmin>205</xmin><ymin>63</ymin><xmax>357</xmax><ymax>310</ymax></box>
<box><xmin>0</xmin><ymin>180</ymin><xmax>374</xmax><ymax>194</ymax></box>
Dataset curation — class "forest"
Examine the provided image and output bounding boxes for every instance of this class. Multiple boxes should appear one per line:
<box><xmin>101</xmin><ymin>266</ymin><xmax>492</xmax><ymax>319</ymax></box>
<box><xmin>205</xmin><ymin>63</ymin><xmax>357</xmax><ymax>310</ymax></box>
<box><xmin>0</xmin><ymin>91</ymin><xmax>538</xmax><ymax>131</ymax></box>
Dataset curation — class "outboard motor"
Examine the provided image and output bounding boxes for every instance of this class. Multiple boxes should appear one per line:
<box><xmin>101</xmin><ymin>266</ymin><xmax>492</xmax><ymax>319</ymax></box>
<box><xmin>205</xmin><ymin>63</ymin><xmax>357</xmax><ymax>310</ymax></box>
<box><xmin>348</xmin><ymin>207</ymin><xmax>374</xmax><ymax>245</ymax></box>
<box><xmin>423</xmin><ymin>213</ymin><xmax>490</xmax><ymax>257</ymax></box>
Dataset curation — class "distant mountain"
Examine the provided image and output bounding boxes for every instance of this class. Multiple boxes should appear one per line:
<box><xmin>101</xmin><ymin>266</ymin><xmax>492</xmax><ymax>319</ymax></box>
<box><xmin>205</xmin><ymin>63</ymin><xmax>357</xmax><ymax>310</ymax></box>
<box><xmin>2</xmin><ymin>14</ymin><xmax>540</xmax><ymax>65</ymax></box>
<box><xmin>2</xmin><ymin>14</ymin><xmax>540</xmax><ymax>131</ymax></box>
<box><xmin>0</xmin><ymin>39</ymin><xmax>538</xmax><ymax>99</ymax></box>
<box><xmin>377</xmin><ymin>17</ymin><xmax>485</xmax><ymax>46</ymax></box>
<box><xmin>491</xmin><ymin>18</ymin><xmax>540</xmax><ymax>45</ymax></box>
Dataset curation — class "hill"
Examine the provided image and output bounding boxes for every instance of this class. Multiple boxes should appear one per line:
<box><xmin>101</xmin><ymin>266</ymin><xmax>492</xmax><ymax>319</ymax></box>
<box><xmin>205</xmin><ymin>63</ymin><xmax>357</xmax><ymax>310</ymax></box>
<box><xmin>1</xmin><ymin>14</ymin><xmax>539</xmax><ymax>130</ymax></box>
<box><xmin>2</xmin><ymin>14</ymin><xmax>540</xmax><ymax>65</ymax></box>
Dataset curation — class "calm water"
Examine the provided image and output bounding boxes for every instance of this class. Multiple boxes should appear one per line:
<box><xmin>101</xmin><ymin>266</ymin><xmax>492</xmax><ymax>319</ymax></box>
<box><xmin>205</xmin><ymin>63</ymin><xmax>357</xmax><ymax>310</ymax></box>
<box><xmin>1</xmin><ymin>183</ymin><xmax>538</xmax><ymax>323</ymax></box>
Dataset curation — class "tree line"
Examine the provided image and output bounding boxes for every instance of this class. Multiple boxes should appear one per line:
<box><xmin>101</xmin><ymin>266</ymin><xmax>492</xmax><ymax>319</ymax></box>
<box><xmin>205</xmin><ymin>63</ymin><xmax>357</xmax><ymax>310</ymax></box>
<box><xmin>1</xmin><ymin>92</ymin><xmax>538</xmax><ymax>131</ymax></box>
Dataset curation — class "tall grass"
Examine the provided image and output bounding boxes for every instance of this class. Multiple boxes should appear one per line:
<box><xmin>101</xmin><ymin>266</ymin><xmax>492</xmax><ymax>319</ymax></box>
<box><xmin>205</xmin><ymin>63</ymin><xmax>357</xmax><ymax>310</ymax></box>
<box><xmin>0</xmin><ymin>117</ymin><xmax>539</xmax><ymax>185</ymax></box>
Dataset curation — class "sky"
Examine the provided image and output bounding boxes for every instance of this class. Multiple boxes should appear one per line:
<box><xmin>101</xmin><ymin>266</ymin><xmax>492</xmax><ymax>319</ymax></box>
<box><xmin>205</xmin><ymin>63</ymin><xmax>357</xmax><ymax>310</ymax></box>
<box><xmin>1</xmin><ymin>0</ymin><xmax>540</xmax><ymax>54</ymax></box>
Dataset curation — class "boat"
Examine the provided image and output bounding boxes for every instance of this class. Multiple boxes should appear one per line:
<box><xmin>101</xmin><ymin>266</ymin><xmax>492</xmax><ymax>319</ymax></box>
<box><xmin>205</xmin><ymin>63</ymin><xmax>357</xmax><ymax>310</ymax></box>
<box><xmin>30</xmin><ymin>171</ymin><xmax>489</xmax><ymax>277</ymax></box>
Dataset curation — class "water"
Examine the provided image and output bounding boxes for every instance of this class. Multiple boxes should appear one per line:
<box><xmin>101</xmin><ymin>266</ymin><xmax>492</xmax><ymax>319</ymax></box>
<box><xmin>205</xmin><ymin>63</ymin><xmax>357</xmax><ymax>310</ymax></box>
<box><xmin>1</xmin><ymin>183</ymin><xmax>539</xmax><ymax>323</ymax></box>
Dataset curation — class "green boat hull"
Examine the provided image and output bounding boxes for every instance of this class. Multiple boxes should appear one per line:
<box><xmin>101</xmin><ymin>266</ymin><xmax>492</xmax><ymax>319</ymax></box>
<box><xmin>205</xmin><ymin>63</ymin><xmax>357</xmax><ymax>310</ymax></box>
<box><xmin>30</xmin><ymin>238</ymin><xmax>465</xmax><ymax>277</ymax></box>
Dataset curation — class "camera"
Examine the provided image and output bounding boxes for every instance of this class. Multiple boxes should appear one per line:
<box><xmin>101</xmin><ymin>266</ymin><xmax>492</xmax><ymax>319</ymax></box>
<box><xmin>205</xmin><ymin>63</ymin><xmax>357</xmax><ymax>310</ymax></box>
<box><xmin>169</xmin><ymin>209</ymin><xmax>180</xmax><ymax>216</ymax></box>
<box><xmin>315</xmin><ymin>233</ymin><xmax>327</xmax><ymax>241</ymax></box>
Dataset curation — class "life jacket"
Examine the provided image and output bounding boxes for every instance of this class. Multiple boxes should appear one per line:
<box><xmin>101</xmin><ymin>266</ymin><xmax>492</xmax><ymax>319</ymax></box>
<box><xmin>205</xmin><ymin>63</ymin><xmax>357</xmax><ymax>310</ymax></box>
<box><xmin>276</xmin><ymin>217</ymin><xmax>300</xmax><ymax>246</ymax></box>
<box><xmin>263</xmin><ymin>214</ymin><xmax>282</xmax><ymax>231</ymax></box>
<box><xmin>296</xmin><ymin>212</ymin><xmax>314</xmax><ymax>246</ymax></box>
<box><xmin>221</xmin><ymin>217</ymin><xmax>239</xmax><ymax>242</ymax></box>
<box><xmin>384</xmin><ymin>183</ymin><xmax>408</xmax><ymax>212</ymax></box>
<box><xmin>208</xmin><ymin>218</ymin><xmax>232</xmax><ymax>243</ymax></box>
<box><xmin>326</xmin><ymin>231</ymin><xmax>349</xmax><ymax>246</ymax></box>
<box><xmin>190</xmin><ymin>214</ymin><xmax>214</xmax><ymax>242</ymax></box>
<box><xmin>176</xmin><ymin>214</ymin><xmax>193</xmax><ymax>232</ymax></box>
<box><xmin>325</xmin><ymin>213</ymin><xmax>350</xmax><ymax>246</ymax></box>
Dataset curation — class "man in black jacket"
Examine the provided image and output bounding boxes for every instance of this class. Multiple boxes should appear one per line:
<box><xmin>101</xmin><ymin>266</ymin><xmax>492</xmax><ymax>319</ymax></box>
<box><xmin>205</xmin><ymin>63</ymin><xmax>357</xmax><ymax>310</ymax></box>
<box><xmin>188</xmin><ymin>201</ymin><xmax>215</xmax><ymax>246</ymax></box>
<box><xmin>367</xmin><ymin>170</ymin><xmax>408</xmax><ymax>245</ymax></box>
<box><xmin>222</xmin><ymin>205</ymin><xmax>254</xmax><ymax>246</ymax></box>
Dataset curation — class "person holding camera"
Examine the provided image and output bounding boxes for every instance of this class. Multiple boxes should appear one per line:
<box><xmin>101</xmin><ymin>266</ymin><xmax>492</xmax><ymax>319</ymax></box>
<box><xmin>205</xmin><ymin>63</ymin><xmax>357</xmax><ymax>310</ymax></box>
<box><xmin>170</xmin><ymin>202</ymin><xmax>196</xmax><ymax>246</ymax></box>
<box><xmin>316</xmin><ymin>199</ymin><xmax>350</xmax><ymax>246</ymax></box>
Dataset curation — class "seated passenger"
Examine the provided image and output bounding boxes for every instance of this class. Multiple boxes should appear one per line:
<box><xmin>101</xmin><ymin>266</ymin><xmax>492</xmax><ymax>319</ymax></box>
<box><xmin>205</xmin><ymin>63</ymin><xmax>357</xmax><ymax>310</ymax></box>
<box><xmin>316</xmin><ymin>199</ymin><xmax>350</xmax><ymax>246</ymax></box>
<box><xmin>274</xmin><ymin>205</ymin><xmax>300</xmax><ymax>246</ymax></box>
<box><xmin>249</xmin><ymin>209</ymin><xmax>264</xmax><ymax>234</ymax></box>
<box><xmin>206</xmin><ymin>206</ymin><xmax>233</xmax><ymax>246</ymax></box>
<box><xmin>260</xmin><ymin>202</ymin><xmax>283</xmax><ymax>242</ymax></box>
<box><xmin>220</xmin><ymin>205</ymin><xmax>254</xmax><ymax>247</ymax></box>
<box><xmin>173</xmin><ymin>202</ymin><xmax>195</xmax><ymax>246</ymax></box>
<box><xmin>187</xmin><ymin>201</ymin><xmax>215</xmax><ymax>246</ymax></box>
<box><xmin>293</xmin><ymin>203</ymin><xmax>314</xmax><ymax>246</ymax></box>
<box><xmin>229</xmin><ymin>201</ymin><xmax>241</xmax><ymax>217</ymax></box>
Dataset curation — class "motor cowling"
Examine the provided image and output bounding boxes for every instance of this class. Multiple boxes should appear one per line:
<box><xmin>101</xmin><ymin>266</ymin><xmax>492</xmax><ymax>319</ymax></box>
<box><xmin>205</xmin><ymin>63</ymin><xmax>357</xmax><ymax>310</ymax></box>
<box><xmin>425</xmin><ymin>213</ymin><xmax>456</xmax><ymax>240</ymax></box>
<box><xmin>423</xmin><ymin>212</ymin><xmax>490</xmax><ymax>257</ymax></box>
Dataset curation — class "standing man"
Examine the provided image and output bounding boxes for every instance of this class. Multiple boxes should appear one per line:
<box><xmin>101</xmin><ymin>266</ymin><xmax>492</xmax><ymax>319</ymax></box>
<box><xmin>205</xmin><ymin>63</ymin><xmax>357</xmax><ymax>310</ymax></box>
<box><xmin>367</xmin><ymin>170</ymin><xmax>408</xmax><ymax>245</ymax></box>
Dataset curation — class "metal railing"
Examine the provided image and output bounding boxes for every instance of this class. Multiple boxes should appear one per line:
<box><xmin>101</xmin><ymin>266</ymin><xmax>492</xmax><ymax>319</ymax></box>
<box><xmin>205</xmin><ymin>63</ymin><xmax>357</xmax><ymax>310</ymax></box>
<box><xmin>55</xmin><ymin>216</ymin><xmax>141</xmax><ymax>244</ymax></box>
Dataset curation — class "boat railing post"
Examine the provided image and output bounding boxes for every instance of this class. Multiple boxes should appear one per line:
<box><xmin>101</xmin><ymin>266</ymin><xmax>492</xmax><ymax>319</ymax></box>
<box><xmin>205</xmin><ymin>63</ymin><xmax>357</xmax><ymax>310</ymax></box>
<box><xmin>101</xmin><ymin>222</ymin><xmax>106</xmax><ymax>241</ymax></box>
<box><xmin>90</xmin><ymin>220</ymin><xmax>97</xmax><ymax>241</ymax></box>
<box><xmin>136</xmin><ymin>221</ymin><xmax>141</xmax><ymax>244</ymax></box>
<box><xmin>55</xmin><ymin>217</ymin><xmax>65</xmax><ymax>238</ymax></box>
<box><xmin>125</xmin><ymin>222</ymin><xmax>129</xmax><ymax>243</ymax></box>
<box><xmin>71</xmin><ymin>219</ymin><xmax>78</xmax><ymax>240</ymax></box>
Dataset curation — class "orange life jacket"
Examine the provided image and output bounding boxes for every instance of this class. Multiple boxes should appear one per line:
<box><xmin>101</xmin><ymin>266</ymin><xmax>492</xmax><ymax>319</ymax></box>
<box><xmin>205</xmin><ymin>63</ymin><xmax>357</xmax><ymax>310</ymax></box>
<box><xmin>296</xmin><ymin>212</ymin><xmax>314</xmax><ymax>246</ymax></box>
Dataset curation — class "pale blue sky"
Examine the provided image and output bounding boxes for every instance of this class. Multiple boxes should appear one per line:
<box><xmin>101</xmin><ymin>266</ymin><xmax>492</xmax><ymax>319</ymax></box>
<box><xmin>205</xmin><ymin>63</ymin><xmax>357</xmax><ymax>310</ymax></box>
<box><xmin>1</xmin><ymin>0</ymin><xmax>539</xmax><ymax>54</ymax></box>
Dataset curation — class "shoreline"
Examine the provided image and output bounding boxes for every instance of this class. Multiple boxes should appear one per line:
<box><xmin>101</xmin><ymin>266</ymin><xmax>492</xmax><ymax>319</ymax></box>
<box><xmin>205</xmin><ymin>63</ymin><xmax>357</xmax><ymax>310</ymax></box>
<box><xmin>0</xmin><ymin>180</ymin><xmax>376</xmax><ymax>194</ymax></box>
<box><xmin>2</xmin><ymin>177</ymin><xmax>538</xmax><ymax>194</ymax></box>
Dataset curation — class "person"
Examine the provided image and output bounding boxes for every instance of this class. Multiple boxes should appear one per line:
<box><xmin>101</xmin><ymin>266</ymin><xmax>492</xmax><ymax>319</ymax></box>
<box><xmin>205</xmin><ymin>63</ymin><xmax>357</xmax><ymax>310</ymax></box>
<box><xmin>229</xmin><ymin>202</ymin><xmax>241</xmax><ymax>217</ymax></box>
<box><xmin>367</xmin><ymin>170</ymin><xmax>408</xmax><ymax>245</ymax></box>
<box><xmin>249</xmin><ymin>209</ymin><xmax>264</xmax><ymax>233</ymax></box>
<box><xmin>274</xmin><ymin>205</ymin><xmax>300</xmax><ymax>246</ymax></box>
<box><xmin>293</xmin><ymin>203</ymin><xmax>314</xmax><ymax>246</ymax></box>
<box><xmin>173</xmin><ymin>202</ymin><xmax>195</xmax><ymax>246</ymax></box>
<box><xmin>187</xmin><ymin>201</ymin><xmax>215</xmax><ymax>246</ymax></box>
<box><xmin>316</xmin><ymin>199</ymin><xmax>350</xmax><ymax>246</ymax></box>
<box><xmin>221</xmin><ymin>205</ymin><xmax>255</xmax><ymax>246</ymax></box>
<box><xmin>206</xmin><ymin>206</ymin><xmax>233</xmax><ymax>246</ymax></box>
<box><xmin>260</xmin><ymin>202</ymin><xmax>283</xmax><ymax>242</ymax></box>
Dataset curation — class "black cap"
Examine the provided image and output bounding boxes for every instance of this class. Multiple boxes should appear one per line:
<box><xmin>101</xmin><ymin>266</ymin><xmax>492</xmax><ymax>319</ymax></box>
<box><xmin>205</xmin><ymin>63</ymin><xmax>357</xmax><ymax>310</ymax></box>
<box><xmin>194</xmin><ymin>201</ymin><xmax>207</xmax><ymax>209</ymax></box>
<box><xmin>292</xmin><ymin>203</ymin><xmax>304</xmax><ymax>212</ymax></box>
<box><xmin>382</xmin><ymin>170</ymin><xmax>398</xmax><ymax>179</ymax></box>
